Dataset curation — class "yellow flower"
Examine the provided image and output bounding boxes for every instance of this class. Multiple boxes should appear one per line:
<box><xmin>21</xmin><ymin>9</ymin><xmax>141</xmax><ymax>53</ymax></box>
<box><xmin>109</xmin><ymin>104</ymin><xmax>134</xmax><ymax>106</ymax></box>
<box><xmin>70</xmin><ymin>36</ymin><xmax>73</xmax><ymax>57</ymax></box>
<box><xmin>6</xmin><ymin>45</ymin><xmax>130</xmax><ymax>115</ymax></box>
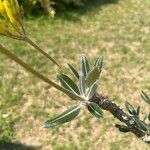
<box><xmin>3</xmin><ymin>0</ymin><xmax>17</xmax><ymax>26</ymax></box>
<box><xmin>10</xmin><ymin>0</ymin><xmax>20</xmax><ymax>18</ymax></box>
<box><xmin>0</xmin><ymin>0</ymin><xmax>7</xmax><ymax>18</ymax></box>
<box><xmin>0</xmin><ymin>0</ymin><xmax>20</xmax><ymax>25</ymax></box>
<box><xmin>0</xmin><ymin>0</ymin><xmax>25</xmax><ymax>36</ymax></box>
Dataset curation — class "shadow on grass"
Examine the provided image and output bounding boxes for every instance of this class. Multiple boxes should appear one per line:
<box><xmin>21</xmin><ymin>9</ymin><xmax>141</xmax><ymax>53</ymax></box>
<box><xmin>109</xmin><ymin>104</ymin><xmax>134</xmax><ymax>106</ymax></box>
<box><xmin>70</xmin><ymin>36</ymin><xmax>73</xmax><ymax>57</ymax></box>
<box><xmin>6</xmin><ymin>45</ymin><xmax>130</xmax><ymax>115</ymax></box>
<box><xmin>0</xmin><ymin>141</ymin><xmax>41</xmax><ymax>150</ymax></box>
<box><xmin>56</xmin><ymin>0</ymin><xmax>119</xmax><ymax>21</ymax></box>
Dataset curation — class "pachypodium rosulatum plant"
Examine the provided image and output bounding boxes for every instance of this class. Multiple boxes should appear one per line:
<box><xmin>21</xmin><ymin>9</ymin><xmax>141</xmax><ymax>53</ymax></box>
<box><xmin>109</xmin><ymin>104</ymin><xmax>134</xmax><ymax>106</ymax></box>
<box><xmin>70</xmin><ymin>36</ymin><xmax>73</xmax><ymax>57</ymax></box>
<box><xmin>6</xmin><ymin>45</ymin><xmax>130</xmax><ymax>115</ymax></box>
<box><xmin>0</xmin><ymin>0</ymin><xmax>150</xmax><ymax>144</ymax></box>
<box><xmin>44</xmin><ymin>55</ymin><xmax>104</xmax><ymax>128</ymax></box>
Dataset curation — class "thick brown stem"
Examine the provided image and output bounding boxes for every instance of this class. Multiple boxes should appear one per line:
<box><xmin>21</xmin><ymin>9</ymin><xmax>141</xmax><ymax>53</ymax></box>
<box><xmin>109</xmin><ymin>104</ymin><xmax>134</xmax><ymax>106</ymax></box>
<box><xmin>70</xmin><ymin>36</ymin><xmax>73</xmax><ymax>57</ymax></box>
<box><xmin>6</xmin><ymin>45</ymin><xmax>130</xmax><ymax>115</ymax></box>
<box><xmin>91</xmin><ymin>94</ymin><xmax>150</xmax><ymax>144</ymax></box>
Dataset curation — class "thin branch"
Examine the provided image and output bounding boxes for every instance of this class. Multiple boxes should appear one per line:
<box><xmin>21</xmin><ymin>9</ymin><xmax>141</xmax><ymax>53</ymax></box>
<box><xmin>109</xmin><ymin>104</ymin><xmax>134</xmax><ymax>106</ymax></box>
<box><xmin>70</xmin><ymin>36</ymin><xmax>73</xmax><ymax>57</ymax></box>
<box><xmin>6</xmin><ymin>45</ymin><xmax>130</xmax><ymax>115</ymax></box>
<box><xmin>91</xmin><ymin>94</ymin><xmax>150</xmax><ymax>144</ymax></box>
<box><xmin>0</xmin><ymin>34</ymin><xmax>24</xmax><ymax>40</ymax></box>
<box><xmin>0</xmin><ymin>32</ymin><xmax>60</xmax><ymax>67</ymax></box>
<box><xmin>18</xmin><ymin>18</ymin><xmax>26</xmax><ymax>35</ymax></box>
<box><xmin>23</xmin><ymin>36</ymin><xmax>60</xmax><ymax>68</ymax></box>
<box><xmin>0</xmin><ymin>45</ymin><xmax>84</xmax><ymax>101</ymax></box>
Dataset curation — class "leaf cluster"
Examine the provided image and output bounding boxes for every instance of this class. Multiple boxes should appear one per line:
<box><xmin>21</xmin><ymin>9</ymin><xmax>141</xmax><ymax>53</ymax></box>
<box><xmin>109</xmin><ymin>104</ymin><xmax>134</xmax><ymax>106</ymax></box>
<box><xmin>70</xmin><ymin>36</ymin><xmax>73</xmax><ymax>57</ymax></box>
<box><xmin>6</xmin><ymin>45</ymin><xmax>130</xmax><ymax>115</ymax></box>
<box><xmin>44</xmin><ymin>55</ymin><xmax>104</xmax><ymax>128</ymax></box>
<box><xmin>116</xmin><ymin>91</ymin><xmax>150</xmax><ymax>134</ymax></box>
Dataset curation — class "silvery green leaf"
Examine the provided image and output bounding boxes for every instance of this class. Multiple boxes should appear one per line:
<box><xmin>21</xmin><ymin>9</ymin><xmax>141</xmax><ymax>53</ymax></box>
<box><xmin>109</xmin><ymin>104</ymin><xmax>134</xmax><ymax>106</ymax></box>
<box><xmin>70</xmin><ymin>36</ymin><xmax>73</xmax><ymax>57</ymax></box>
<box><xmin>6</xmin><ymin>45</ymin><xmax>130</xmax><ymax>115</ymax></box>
<box><xmin>125</xmin><ymin>101</ymin><xmax>137</xmax><ymax>115</ymax></box>
<box><xmin>57</xmin><ymin>74</ymin><xmax>80</xmax><ymax>95</ymax></box>
<box><xmin>134</xmin><ymin>118</ymin><xmax>149</xmax><ymax>132</ymax></box>
<box><xmin>141</xmin><ymin>91</ymin><xmax>150</xmax><ymax>105</ymax></box>
<box><xmin>81</xmin><ymin>55</ymin><xmax>90</xmax><ymax>77</ymax></box>
<box><xmin>87</xmin><ymin>102</ymin><xmax>103</xmax><ymax>119</ymax></box>
<box><xmin>86</xmin><ymin>81</ymin><xmax>98</xmax><ymax>100</ymax></box>
<box><xmin>85</xmin><ymin>67</ymin><xmax>99</xmax><ymax>87</ymax></box>
<box><xmin>44</xmin><ymin>105</ymin><xmax>81</xmax><ymax>128</ymax></box>
<box><xmin>115</xmin><ymin>124</ymin><xmax>130</xmax><ymax>133</ymax></box>
<box><xmin>134</xmin><ymin>106</ymin><xmax>140</xmax><ymax>119</ymax></box>
<box><xmin>79</xmin><ymin>75</ymin><xmax>86</xmax><ymax>95</ymax></box>
<box><xmin>94</xmin><ymin>56</ymin><xmax>103</xmax><ymax>73</ymax></box>
<box><xmin>136</xmin><ymin>106</ymin><xmax>140</xmax><ymax>117</ymax></box>
<box><xmin>66</xmin><ymin>91</ymin><xmax>81</xmax><ymax>100</ymax></box>
<box><xmin>68</xmin><ymin>64</ymin><xmax>79</xmax><ymax>79</ymax></box>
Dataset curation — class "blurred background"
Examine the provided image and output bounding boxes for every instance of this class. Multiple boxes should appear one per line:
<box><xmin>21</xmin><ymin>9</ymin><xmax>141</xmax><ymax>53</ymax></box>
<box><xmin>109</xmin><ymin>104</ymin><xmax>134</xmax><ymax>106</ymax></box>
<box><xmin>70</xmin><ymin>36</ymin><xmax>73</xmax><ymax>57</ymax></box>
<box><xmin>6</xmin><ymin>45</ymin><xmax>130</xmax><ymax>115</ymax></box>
<box><xmin>0</xmin><ymin>0</ymin><xmax>150</xmax><ymax>149</ymax></box>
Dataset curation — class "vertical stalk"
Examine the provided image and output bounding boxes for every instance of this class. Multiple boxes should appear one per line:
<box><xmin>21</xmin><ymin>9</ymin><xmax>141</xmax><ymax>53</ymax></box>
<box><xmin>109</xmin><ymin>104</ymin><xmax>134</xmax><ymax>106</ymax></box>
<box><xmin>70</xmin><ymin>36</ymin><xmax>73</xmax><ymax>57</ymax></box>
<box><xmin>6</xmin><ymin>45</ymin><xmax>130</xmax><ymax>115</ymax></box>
<box><xmin>23</xmin><ymin>36</ymin><xmax>60</xmax><ymax>67</ymax></box>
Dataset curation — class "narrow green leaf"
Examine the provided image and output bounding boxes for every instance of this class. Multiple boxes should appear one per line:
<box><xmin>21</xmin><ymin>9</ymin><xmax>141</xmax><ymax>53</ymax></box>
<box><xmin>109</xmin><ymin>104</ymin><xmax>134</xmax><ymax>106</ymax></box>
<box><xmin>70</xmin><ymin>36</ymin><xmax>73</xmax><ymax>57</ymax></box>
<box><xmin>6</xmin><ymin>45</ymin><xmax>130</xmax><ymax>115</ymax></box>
<box><xmin>57</xmin><ymin>74</ymin><xmax>80</xmax><ymax>95</ymax></box>
<box><xmin>94</xmin><ymin>56</ymin><xmax>103</xmax><ymax>73</ymax></box>
<box><xmin>136</xmin><ymin>106</ymin><xmax>140</xmax><ymax>116</ymax></box>
<box><xmin>85</xmin><ymin>67</ymin><xmax>99</xmax><ymax>87</ymax></box>
<box><xmin>135</xmin><ymin>106</ymin><xmax>140</xmax><ymax>119</ymax></box>
<box><xmin>44</xmin><ymin>105</ymin><xmax>81</xmax><ymax>128</ymax></box>
<box><xmin>87</xmin><ymin>102</ymin><xmax>103</xmax><ymax>119</ymax></box>
<box><xmin>81</xmin><ymin>55</ymin><xmax>90</xmax><ymax>77</ymax></box>
<box><xmin>134</xmin><ymin>118</ymin><xmax>149</xmax><ymax>132</ymax></box>
<box><xmin>115</xmin><ymin>124</ymin><xmax>130</xmax><ymax>133</ymax></box>
<box><xmin>86</xmin><ymin>81</ymin><xmax>98</xmax><ymax>100</ymax></box>
<box><xmin>79</xmin><ymin>75</ymin><xmax>86</xmax><ymax>95</ymax></box>
<box><xmin>141</xmin><ymin>91</ymin><xmax>150</xmax><ymax>105</ymax></box>
<box><xmin>68</xmin><ymin>64</ymin><xmax>79</xmax><ymax>79</ymax></box>
<box><xmin>125</xmin><ymin>101</ymin><xmax>137</xmax><ymax>115</ymax></box>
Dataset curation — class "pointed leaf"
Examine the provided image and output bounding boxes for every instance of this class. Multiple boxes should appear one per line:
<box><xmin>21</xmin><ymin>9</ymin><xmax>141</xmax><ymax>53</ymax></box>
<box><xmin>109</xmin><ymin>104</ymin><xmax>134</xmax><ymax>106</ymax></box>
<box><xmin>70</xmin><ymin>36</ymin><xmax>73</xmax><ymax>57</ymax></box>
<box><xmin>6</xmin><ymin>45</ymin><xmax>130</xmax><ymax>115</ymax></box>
<box><xmin>44</xmin><ymin>105</ymin><xmax>81</xmax><ymax>128</ymax></box>
<box><xmin>65</xmin><ymin>90</ymin><xmax>80</xmax><ymax>100</ymax></box>
<box><xmin>87</xmin><ymin>102</ymin><xmax>103</xmax><ymax>119</ymax></box>
<box><xmin>57</xmin><ymin>74</ymin><xmax>80</xmax><ymax>95</ymax></box>
<box><xmin>136</xmin><ymin>106</ymin><xmax>140</xmax><ymax>117</ymax></box>
<box><xmin>86</xmin><ymin>81</ymin><xmax>98</xmax><ymax>100</ymax></box>
<box><xmin>81</xmin><ymin>55</ymin><xmax>90</xmax><ymax>77</ymax></box>
<box><xmin>115</xmin><ymin>124</ymin><xmax>130</xmax><ymax>133</ymax></box>
<box><xmin>94</xmin><ymin>56</ymin><xmax>103</xmax><ymax>73</ymax></box>
<box><xmin>134</xmin><ymin>118</ymin><xmax>149</xmax><ymax>132</ymax></box>
<box><xmin>68</xmin><ymin>64</ymin><xmax>79</xmax><ymax>79</ymax></box>
<box><xmin>141</xmin><ymin>91</ymin><xmax>150</xmax><ymax>105</ymax></box>
<box><xmin>79</xmin><ymin>75</ymin><xmax>86</xmax><ymax>95</ymax></box>
<box><xmin>125</xmin><ymin>101</ymin><xmax>137</xmax><ymax>115</ymax></box>
<box><xmin>86</xmin><ymin>67</ymin><xmax>99</xmax><ymax>87</ymax></box>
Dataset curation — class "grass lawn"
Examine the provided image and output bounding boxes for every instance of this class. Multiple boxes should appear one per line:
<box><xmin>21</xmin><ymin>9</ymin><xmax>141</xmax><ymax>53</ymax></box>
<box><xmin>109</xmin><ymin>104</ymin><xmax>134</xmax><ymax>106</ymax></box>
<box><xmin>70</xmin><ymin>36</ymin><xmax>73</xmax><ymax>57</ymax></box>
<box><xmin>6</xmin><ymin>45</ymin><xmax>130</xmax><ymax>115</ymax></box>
<box><xmin>0</xmin><ymin>0</ymin><xmax>150</xmax><ymax>149</ymax></box>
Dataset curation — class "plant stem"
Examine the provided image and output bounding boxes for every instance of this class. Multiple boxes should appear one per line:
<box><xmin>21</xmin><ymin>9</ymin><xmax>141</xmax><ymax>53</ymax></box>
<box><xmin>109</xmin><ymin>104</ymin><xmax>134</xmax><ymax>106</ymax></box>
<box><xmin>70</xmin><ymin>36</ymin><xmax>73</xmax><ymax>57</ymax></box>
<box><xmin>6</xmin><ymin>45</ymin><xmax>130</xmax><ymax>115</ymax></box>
<box><xmin>18</xmin><ymin>18</ymin><xmax>26</xmax><ymax>35</ymax></box>
<box><xmin>1</xmin><ymin>32</ymin><xmax>60</xmax><ymax>67</ymax></box>
<box><xmin>2</xmin><ymin>34</ymin><xmax>24</xmax><ymax>41</ymax></box>
<box><xmin>0</xmin><ymin>45</ymin><xmax>83</xmax><ymax>101</ymax></box>
<box><xmin>23</xmin><ymin>36</ymin><xmax>60</xmax><ymax>67</ymax></box>
<box><xmin>92</xmin><ymin>94</ymin><xmax>150</xmax><ymax>144</ymax></box>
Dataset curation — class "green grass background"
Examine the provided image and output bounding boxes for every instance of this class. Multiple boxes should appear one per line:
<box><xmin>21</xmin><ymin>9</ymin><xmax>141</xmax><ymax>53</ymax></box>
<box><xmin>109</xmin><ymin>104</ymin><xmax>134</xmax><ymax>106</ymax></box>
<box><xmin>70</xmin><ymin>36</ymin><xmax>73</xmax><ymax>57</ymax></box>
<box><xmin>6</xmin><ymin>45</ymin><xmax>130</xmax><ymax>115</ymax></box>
<box><xmin>0</xmin><ymin>0</ymin><xmax>150</xmax><ymax>149</ymax></box>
